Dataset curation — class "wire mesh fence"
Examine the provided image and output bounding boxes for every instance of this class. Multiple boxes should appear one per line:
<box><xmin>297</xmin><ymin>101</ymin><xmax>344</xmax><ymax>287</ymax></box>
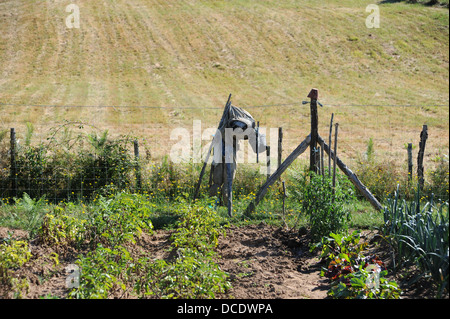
<box><xmin>0</xmin><ymin>102</ymin><xmax>449</xmax><ymax>204</ymax></box>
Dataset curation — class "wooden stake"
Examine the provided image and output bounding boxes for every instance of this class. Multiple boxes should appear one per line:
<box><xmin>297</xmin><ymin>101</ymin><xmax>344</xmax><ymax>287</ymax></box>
<box><xmin>417</xmin><ymin>125</ymin><xmax>428</xmax><ymax>189</ymax></box>
<box><xmin>256</xmin><ymin>121</ymin><xmax>260</xmax><ymax>164</ymax></box>
<box><xmin>309</xmin><ymin>89</ymin><xmax>319</xmax><ymax>173</ymax></box>
<box><xmin>10</xmin><ymin>128</ymin><xmax>17</xmax><ymax>198</ymax></box>
<box><xmin>278</xmin><ymin>127</ymin><xmax>283</xmax><ymax>172</ymax></box>
<box><xmin>320</xmin><ymin>144</ymin><xmax>324</xmax><ymax>177</ymax></box>
<box><xmin>328</xmin><ymin>113</ymin><xmax>334</xmax><ymax>177</ymax></box>
<box><xmin>332</xmin><ymin>123</ymin><xmax>339</xmax><ymax>201</ymax></box>
<box><xmin>134</xmin><ymin>139</ymin><xmax>142</xmax><ymax>190</ymax></box>
<box><xmin>407</xmin><ymin>143</ymin><xmax>413</xmax><ymax>183</ymax></box>
<box><xmin>282</xmin><ymin>181</ymin><xmax>287</xmax><ymax>227</ymax></box>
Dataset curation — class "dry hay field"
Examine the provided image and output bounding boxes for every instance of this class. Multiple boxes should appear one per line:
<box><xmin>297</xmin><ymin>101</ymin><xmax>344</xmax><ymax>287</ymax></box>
<box><xmin>0</xmin><ymin>0</ymin><xmax>448</xmax><ymax>170</ymax></box>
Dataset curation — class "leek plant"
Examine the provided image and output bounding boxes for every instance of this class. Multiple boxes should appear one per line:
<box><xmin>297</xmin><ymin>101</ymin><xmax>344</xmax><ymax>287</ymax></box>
<box><xmin>383</xmin><ymin>186</ymin><xmax>449</xmax><ymax>297</ymax></box>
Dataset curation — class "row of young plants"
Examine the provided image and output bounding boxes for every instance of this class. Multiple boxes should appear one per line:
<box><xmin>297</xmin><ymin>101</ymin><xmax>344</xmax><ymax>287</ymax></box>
<box><xmin>382</xmin><ymin>186</ymin><xmax>449</xmax><ymax>298</ymax></box>
<box><xmin>62</xmin><ymin>193</ymin><xmax>230</xmax><ymax>299</ymax></box>
<box><xmin>0</xmin><ymin>191</ymin><xmax>231</xmax><ymax>299</ymax></box>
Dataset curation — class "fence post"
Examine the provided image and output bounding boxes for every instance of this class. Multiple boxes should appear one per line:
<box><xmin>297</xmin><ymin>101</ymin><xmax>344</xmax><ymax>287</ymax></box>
<box><xmin>309</xmin><ymin>89</ymin><xmax>319</xmax><ymax>173</ymax></box>
<box><xmin>266</xmin><ymin>146</ymin><xmax>271</xmax><ymax>181</ymax></box>
<box><xmin>134</xmin><ymin>139</ymin><xmax>142</xmax><ymax>191</ymax></box>
<box><xmin>332</xmin><ymin>123</ymin><xmax>339</xmax><ymax>202</ymax></box>
<box><xmin>282</xmin><ymin>180</ymin><xmax>286</xmax><ymax>224</ymax></box>
<box><xmin>417</xmin><ymin>125</ymin><xmax>428</xmax><ymax>189</ymax></box>
<box><xmin>256</xmin><ymin>121</ymin><xmax>260</xmax><ymax>164</ymax></box>
<box><xmin>320</xmin><ymin>145</ymin><xmax>324</xmax><ymax>177</ymax></box>
<box><xmin>407</xmin><ymin>143</ymin><xmax>413</xmax><ymax>183</ymax></box>
<box><xmin>328</xmin><ymin>113</ymin><xmax>334</xmax><ymax>177</ymax></box>
<box><xmin>278</xmin><ymin>127</ymin><xmax>283</xmax><ymax>172</ymax></box>
<box><xmin>10</xmin><ymin>128</ymin><xmax>17</xmax><ymax>198</ymax></box>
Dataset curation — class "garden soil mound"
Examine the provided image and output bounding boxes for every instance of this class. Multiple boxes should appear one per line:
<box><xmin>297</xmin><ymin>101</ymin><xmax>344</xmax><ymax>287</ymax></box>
<box><xmin>216</xmin><ymin>223</ymin><xmax>329</xmax><ymax>299</ymax></box>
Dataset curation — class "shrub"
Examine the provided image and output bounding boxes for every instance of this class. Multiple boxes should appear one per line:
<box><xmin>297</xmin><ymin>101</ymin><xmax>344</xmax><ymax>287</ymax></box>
<box><xmin>300</xmin><ymin>172</ymin><xmax>354</xmax><ymax>241</ymax></box>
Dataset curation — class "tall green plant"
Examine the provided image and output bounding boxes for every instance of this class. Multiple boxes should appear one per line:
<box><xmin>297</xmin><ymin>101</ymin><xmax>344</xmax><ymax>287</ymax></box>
<box><xmin>383</xmin><ymin>186</ymin><xmax>449</xmax><ymax>297</ymax></box>
<box><xmin>301</xmin><ymin>172</ymin><xmax>354</xmax><ymax>241</ymax></box>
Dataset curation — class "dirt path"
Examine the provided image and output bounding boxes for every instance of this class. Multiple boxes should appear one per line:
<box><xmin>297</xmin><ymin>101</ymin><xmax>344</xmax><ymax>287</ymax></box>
<box><xmin>217</xmin><ymin>223</ymin><xmax>329</xmax><ymax>299</ymax></box>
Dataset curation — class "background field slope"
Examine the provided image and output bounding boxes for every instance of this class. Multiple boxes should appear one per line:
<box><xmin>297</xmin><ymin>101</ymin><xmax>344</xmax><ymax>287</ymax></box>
<box><xmin>0</xmin><ymin>0</ymin><xmax>448</xmax><ymax>164</ymax></box>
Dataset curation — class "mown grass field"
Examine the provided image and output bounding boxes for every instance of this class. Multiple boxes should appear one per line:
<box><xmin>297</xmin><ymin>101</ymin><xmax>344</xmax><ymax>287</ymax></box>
<box><xmin>0</xmin><ymin>0</ymin><xmax>448</xmax><ymax>170</ymax></box>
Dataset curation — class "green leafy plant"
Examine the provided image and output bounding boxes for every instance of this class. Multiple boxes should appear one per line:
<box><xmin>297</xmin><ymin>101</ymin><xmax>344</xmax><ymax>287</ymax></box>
<box><xmin>37</xmin><ymin>207</ymin><xmax>85</xmax><ymax>247</ymax></box>
<box><xmin>383</xmin><ymin>186</ymin><xmax>449</xmax><ymax>297</ymax></box>
<box><xmin>68</xmin><ymin>244</ymin><xmax>132</xmax><ymax>299</ymax></box>
<box><xmin>133</xmin><ymin>248</ymin><xmax>231</xmax><ymax>299</ymax></box>
<box><xmin>330</xmin><ymin>265</ymin><xmax>401</xmax><ymax>299</ymax></box>
<box><xmin>84</xmin><ymin>192</ymin><xmax>153</xmax><ymax>248</ymax></box>
<box><xmin>313</xmin><ymin>231</ymin><xmax>401</xmax><ymax>299</ymax></box>
<box><xmin>0</xmin><ymin>193</ymin><xmax>48</xmax><ymax>238</ymax></box>
<box><xmin>0</xmin><ymin>240</ymin><xmax>32</xmax><ymax>298</ymax></box>
<box><xmin>170</xmin><ymin>203</ymin><xmax>225</xmax><ymax>253</ymax></box>
<box><xmin>301</xmin><ymin>172</ymin><xmax>354</xmax><ymax>241</ymax></box>
<box><xmin>133</xmin><ymin>202</ymin><xmax>230</xmax><ymax>299</ymax></box>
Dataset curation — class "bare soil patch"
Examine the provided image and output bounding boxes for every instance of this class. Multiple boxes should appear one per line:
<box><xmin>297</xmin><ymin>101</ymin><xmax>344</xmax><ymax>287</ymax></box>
<box><xmin>217</xmin><ymin>223</ymin><xmax>329</xmax><ymax>299</ymax></box>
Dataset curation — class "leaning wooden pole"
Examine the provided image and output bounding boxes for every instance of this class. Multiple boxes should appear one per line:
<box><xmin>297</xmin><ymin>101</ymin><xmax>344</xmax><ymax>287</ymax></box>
<box><xmin>318</xmin><ymin>135</ymin><xmax>382</xmax><ymax>211</ymax></box>
<box><xmin>245</xmin><ymin>134</ymin><xmax>311</xmax><ymax>215</ymax></box>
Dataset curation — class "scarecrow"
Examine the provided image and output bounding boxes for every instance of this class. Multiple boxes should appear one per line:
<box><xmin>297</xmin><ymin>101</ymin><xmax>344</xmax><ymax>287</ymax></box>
<box><xmin>194</xmin><ymin>95</ymin><xmax>266</xmax><ymax>217</ymax></box>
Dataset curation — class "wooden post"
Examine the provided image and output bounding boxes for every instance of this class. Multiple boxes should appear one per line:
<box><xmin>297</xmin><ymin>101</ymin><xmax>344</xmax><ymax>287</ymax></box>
<box><xmin>318</xmin><ymin>135</ymin><xmax>382</xmax><ymax>211</ymax></box>
<box><xmin>332</xmin><ymin>123</ymin><xmax>339</xmax><ymax>201</ymax></box>
<box><xmin>282</xmin><ymin>180</ymin><xmax>286</xmax><ymax>223</ymax></box>
<box><xmin>320</xmin><ymin>145</ymin><xmax>324</xmax><ymax>177</ymax></box>
<box><xmin>10</xmin><ymin>128</ymin><xmax>17</xmax><ymax>198</ymax></box>
<box><xmin>226</xmin><ymin>162</ymin><xmax>233</xmax><ymax>217</ymax></box>
<box><xmin>278</xmin><ymin>127</ymin><xmax>283</xmax><ymax>172</ymax></box>
<box><xmin>193</xmin><ymin>94</ymin><xmax>232</xmax><ymax>200</ymax></box>
<box><xmin>256</xmin><ymin>121</ymin><xmax>260</xmax><ymax>163</ymax></box>
<box><xmin>245</xmin><ymin>135</ymin><xmax>311</xmax><ymax>215</ymax></box>
<box><xmin>417</xmin><ymin>125</ymin><xmax>428</xmax><ymax>189</ymax></box>
<box><xmin>309</xmin><ymin>89</ymin><xmax>319</xmax><ymax>173</ymax></box>
<box><xmin>266</xmin><ymin>146</ymin><xmax>271</xmax><ymax>181</ymax></box>
<box><xmin>316</xmin><ymin>146</ymin><xmax>321</xmax><ymax>175</ymax></box>
<box><xmin>134</xmin><ymin>139</ymin><xmax>142</xmax><ymax>190</ymax></box>
<box><xmin>328</xmin><ymin>113</ymin><xmax>334</xmax><ymax>177</ymax></box>
<box><xmin>407</xmin><ymin>143</ymin><xmax>413</xmax><ymax>183</ymax></box>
